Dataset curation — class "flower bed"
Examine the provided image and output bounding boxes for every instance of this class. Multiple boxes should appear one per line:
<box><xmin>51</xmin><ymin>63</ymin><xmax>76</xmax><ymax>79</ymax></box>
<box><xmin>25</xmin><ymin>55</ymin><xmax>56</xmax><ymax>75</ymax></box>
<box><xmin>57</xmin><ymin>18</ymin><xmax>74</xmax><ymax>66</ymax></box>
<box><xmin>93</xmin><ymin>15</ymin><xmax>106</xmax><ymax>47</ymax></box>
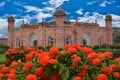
<box><xmin>0</xmin><ymin>44</ymin><xmax>120</xmax><ymax>80</ymax></box>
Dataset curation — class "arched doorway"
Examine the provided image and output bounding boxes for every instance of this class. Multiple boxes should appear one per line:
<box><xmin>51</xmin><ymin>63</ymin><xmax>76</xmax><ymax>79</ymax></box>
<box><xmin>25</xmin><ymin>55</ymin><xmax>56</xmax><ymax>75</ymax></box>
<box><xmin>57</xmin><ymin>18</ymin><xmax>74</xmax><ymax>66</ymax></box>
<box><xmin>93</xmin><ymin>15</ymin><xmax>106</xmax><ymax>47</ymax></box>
<box><xmin>33</xmin><ymin>40</ymin><xmax>37</xmax><ymax>47</ymax></box>
<box><xmin>83</xmin><ymin>32</ymin><xmax>91</xmax><ymax>46</ymax></box>
<box><xmin>83</xmin><ymin>39</ymin><xmax>87</xmax><ymax>46</ymax></box>
<box><xmin>48</xmin><ymin>36</ymin><xmax>54</xmax><ymax>46</ymax></box>
<box><xmin>66</xmin><ymin>36</ymin><xmax>72</xmax><ymax>44</ymax></box>
<box><xmin>16</xmin><ymin>38</ymin><xmax>20</xmax><ymax>47</ymax></box>
<box><xmin>28</xmin><ymin>32</ymin><xmax>37</xmax><ymax>47</ymax></box>
<box><xmin>99</xmin><ymin>37</ymin><xmax>104</xmax><ymax>45</ymax></box>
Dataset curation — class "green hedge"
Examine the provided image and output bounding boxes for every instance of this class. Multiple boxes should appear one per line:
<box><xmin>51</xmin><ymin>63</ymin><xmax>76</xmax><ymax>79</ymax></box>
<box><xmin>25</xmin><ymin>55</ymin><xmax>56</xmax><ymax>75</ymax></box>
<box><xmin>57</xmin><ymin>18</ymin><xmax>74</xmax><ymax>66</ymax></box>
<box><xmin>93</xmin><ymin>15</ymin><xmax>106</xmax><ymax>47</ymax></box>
<box><xmin>0</xmin><ymin>45</ymin><xmax>9</xmax><ymax>54</ymax></box>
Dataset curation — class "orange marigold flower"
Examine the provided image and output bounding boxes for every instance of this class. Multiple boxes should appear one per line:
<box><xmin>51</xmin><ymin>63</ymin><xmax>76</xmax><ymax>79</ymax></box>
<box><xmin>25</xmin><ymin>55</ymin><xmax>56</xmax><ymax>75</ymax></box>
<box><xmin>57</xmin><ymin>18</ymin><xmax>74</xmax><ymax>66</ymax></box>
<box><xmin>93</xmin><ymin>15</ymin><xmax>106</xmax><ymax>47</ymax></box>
<box><xmin>30</xmin><ymin>51</ymin><xmax>37</xmax><ymax>55</ymax></box>
<box><xmin>109</xmin><ymin>64</ymin><xmax>116</xmax><ymax>70</ymax></box>
<box><xmin>82</xmin><ymin>47</ymin><xmax>93</xmax><ymax>55</ymax></box>
<box><xmin>49</xmin><ymin>54</ymin><xmax>55</xmax><ymax>59</ymax></box>
<box><xmin>72</xmin><ymin>44</ymin><xmax>80</xmax><ymax>49</ymax></box>
<box><xmin>92</xmin><ymin>58</ymin><xmax>101</xmax><ymax>65</ymax></box>
<box><xmin>114</xmin><ymin>58</ymin><xmax>120</xmax><ymax>62</ymax></box>
<box><xmin>40</xmin><ymin>56</ymin><xmax>49</xmax><ymax>67</ymax></box>
<box><xmin>38</xmin><ymin>52</ymin><xmax>50</xmax><ymax>67</ymax></box>
<box><xmin>74</xmin><ymin>76</ymin><xmax>81</xmax><ymax>80</ymax></box>
<box><xmin>79</xmin><ymin>69</ymin><xmax>87</xmax><ymax>78</ymax></box>
<box><xmin>72</xmin><ymin>56</ymin><xmax>81</xmax><ymax>67</ymax></box>
<box><xmin>26</xmin><ymin>74</ymin><xmax>36</xmax><ymax>80</ymax></box>
<box><xmin>25</xmin><ymin>61</ymin><xmax>33</xmax><ymax>69</ymax></box>
<box><xmin>116</xmin><ymin>64</ymin><xmax>120</xmax><ymax>70</ymax></box>
<box><xmin>67</xmin><ymin>47</ymin><xmax>77</xmax><ymax>55</ymax></box>
<box><xmin>74</xmin><ymin>56</ymin><xmax>81</xmax><ymax>61</ymax></box>
<box><xmin>97</xmin><ymin>52</ymin><xmax>105</xmax><ymax>59</ymax></box>
<box><xmin>49</xmin><ymin>59</ymin><xmax>57</xmax><ymax>64</ymax></box>
<box><xmin>104</xmin><ymin>52</ymin><xmax>113</xmax><ymax>57</ymax></box>
<box><xmin>39</xmin><ymin>73</ymin><xmax>48</xmax><ymax>80</ymax></box>
<box><xmin>38</xmin><ymin>52</ymin><xmax>49</xmax><ymax>60</ymax></box>
<box><xmin>11</xmin><ymin>61</ymin><xmax>18</xmax><ymax>68</ymax></box>
<box><xmin>82</xmin><ymin>65</ymin><xmax>88</xmax><ymax>70</ymax></box>
<box><xmin>35</xmin><ymin>67</ymin><xmax>43</xmax><ymax>75</ymax></box>
<box><xmin>37</xmin><ymin>49</ymin><xmax>44</xmax><ymax>53</ymax></box>
<box><xmin>8</xmin><ymin>73</ymin><xmax>15</xmax><ymax>79</ymax></box>
<box><xmin>49</xmin><ymin>47</ymin><xmax>59</xmax><ymax>55</ymax></box>
<box><xmin>113</xmin><ymin>72</ymin><xmax>120</xmax><ymax>78</ymax></box>
<box><xmin>101</xmin><ymin>67</ymin><xmax>112</xmax><ymax>75</ymax></box>
<box><xmin>97</xmin><ymin>74</ymin><xmax>108</xmax><ymax>80</ymax></box>
<box><xmin>9</xmin><ymin>69</ymin><xmax>17</xmax><ymax>74</ymax></box>
<box><xmin>26</xmin><ymin>53</ymin><xmax>33</xmax><ymax>60</ymax></box>
<box><xmin>50</xmin><ymin>74</ymin><xmax>60</xmax><ymax>80</ymax></box>
<box><xmin>22</xmin><ymin>66</ymin><xmax>29</xmax><ymax>71</ymax></box>
<box><xmin>79</xmin><ymin>65</ymin><xmax>88</xmax><ymax>78</ymax></box>
<box><xmin>87</xmin><ymin>52</ymin><xmax>97</xmax><ymax>60</ymax></box>
<box><xmin>0</xmin><ymin>74</ymin><xmax>4</xmax><ymax>78</ymax></box>
<box><xmin>1</xmin><ymin>67</ymin><xmax>9</xmax><ymax>74</ymax></box>
<box><xmin>64</xmin><ymin>44</ymin><xmax>72</xmax><ymax>49</ymax></box>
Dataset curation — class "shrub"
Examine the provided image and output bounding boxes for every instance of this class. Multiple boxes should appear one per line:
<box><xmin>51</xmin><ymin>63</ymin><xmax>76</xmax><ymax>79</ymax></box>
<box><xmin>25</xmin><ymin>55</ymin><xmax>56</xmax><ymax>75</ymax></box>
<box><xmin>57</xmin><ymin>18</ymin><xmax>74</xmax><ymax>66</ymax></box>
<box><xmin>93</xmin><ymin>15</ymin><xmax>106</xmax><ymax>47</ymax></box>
<box><xmin>113</xmin><ymin>49</ymin><xmax>120</xmax><ymax>59</ymax></box>
<box><xmin>1</xmin><ymin>44</ymin><xmax>120</xmax><ymax>80</ymax></box>
<box><xmin>94</xmin><ymin>48</ymin><xmax>113</xmax><ymax>53</ymax></box>
<box><xmin>93</xmin><ymin>45</ymin><xmax>100</xmax><ymax>50</ymax></box>
<box><xmin>0</xmin><ymin>45</ymin><xmax>9</xmax><ymax>54</ymax></box>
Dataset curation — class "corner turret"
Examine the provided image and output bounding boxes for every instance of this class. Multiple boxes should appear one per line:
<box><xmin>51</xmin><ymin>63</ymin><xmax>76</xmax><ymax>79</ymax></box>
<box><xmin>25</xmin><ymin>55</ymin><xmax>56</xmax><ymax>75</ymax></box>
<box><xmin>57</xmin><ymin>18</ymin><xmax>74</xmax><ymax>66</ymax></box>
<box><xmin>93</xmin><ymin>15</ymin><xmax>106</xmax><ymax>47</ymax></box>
<box><xmin>7</xmin><ymin>16</ymin><xmax>15</xmax><ymax>48</ymax></box>
<box><xmin>105</xmin><ymin>14</ymin><xmax>112</xmax><ymax>29</ymax></box>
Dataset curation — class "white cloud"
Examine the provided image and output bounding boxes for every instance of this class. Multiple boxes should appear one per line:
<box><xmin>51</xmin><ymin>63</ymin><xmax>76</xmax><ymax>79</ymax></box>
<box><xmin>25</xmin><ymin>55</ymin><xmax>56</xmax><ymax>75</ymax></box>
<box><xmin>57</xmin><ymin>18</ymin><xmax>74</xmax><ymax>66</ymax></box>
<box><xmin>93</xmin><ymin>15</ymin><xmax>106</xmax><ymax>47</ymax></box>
<box><xmin>99</xmin><ymin>1</ymin><xmax>115</xmax><ymax>7</ymax></box>
<box><xmin>44</xmin><ymin>0</ymin><xmax>69</xmax><ymax>8</ymax></box>
<box><xmin>35</xmin><ymin>13</ymin><xmax>52</xmax><ymax>22</ymax></box>
<box><xmin>71</xmin><ymin>12</ymin><xmax>120</xmax><ymax>28</ymax></box>
<box><xmin>0</xmin><ymin>2</ymin><xmax>5</xmax><ymax>7</ymax></box>
<box><xmin>24</xmin><ymin>6</ymin><xmax>42</xmax><ymax>12</ymax></box>
<box><xmin>43</xmin><ymin>7</ymin><xmax>55</xmax><ymax>12</ymax></box>
<box><xmin>0</xmin><ymin>17</ymin><xmax>29</xmax><ymax>38</ymax></box>
<box><xmin>23</xmin><ymin>5</ymin><xmax>53</xmax><ymax>22</ymax></box>
<box><xmin>23</xmin><ymin>0</ymin><xmax>70</xmax><ymax>22</ymax></box>
<box><xmin>111</xmin><ymin>14</ymin><xmax>120</xmax><ymax>27</ymax></box>
<box><xmin>87</xmin><ymin>1</ymin><xmax>96</xmax><ymax>5</ymax></box>
<box><xmin>15</xmin><ymin>19</ymin><xmax>24</xmax><ymax>28</ymax></box>
<box><xmin>76</xmin><ymin>8</ymin><xmax>83</xmax><ymax>15</ymax></box>
<box><xmin>70</xmin><ymin>12</ymin><xmax>105</xmax><ymax>26</ymax></box>
<box><xmin>18</xmin><ymin>0</ymin><xmax>70</xmax><ymax>23</ymax></box>
<box><xmin>0</xmin><ymin>18</ymin><xmax>7</xmax><ymax>38</ymax></box>
<box><xmin>0</xmin><ymin>18</ymin><xmax>7</xmax><ymax>29</ymax></box>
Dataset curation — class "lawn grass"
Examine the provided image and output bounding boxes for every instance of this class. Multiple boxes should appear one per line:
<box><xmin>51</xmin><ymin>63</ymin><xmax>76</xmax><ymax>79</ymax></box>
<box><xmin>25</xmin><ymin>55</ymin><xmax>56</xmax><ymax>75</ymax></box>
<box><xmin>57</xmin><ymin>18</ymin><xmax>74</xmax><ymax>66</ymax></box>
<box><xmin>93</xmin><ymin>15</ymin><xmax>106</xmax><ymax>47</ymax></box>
<box><xmin>0</xmin><ymin>54</ymin><xmax>6</xmax><ymax>64</ymax></box>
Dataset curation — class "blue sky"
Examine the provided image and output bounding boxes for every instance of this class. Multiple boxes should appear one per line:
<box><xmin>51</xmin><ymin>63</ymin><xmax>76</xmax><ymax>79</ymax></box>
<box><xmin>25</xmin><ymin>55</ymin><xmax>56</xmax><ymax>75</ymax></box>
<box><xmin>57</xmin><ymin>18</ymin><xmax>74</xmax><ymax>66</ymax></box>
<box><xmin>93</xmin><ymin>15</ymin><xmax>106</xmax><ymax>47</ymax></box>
<box><xmin>0</xmin><ymin>0</ymin><xmax>120</xmax><ymax>38</ymax></box>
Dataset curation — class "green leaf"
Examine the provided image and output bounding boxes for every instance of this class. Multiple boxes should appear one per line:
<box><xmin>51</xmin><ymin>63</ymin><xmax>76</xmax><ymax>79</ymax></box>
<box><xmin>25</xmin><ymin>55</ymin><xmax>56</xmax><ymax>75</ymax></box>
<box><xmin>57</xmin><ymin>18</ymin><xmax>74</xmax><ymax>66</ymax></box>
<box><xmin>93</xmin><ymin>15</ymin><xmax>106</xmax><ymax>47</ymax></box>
<box><xmin>61</xmin><ymin>69</ymin><xmax>69</xmax><ymax>80</ymax></box>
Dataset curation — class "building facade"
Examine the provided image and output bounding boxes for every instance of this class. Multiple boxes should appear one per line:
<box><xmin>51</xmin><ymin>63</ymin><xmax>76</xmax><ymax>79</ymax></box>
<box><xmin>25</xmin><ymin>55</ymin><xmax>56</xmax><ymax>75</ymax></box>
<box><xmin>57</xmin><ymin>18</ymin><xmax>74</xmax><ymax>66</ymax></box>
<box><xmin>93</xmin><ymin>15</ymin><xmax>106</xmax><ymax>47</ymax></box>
<box><xmin>7</xmin><ymin>8</ymin><xmax>113</xmax><ymax>48</ymax></box>
<box><xmin>0</xmin><ymin>38</ymin><xmax>7</xmax><ymax>45</ymax></box>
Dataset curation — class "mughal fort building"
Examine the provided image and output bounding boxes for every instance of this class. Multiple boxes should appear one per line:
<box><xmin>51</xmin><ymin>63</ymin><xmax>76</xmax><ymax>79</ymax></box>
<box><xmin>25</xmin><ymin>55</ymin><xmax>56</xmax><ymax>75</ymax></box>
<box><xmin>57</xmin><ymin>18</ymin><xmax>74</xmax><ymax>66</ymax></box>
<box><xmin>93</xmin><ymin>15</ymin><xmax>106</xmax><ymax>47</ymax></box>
<box><xmin>5</xmin><ymin>7</ymin><xmax>113</xmax><ymax>48</ymax></box>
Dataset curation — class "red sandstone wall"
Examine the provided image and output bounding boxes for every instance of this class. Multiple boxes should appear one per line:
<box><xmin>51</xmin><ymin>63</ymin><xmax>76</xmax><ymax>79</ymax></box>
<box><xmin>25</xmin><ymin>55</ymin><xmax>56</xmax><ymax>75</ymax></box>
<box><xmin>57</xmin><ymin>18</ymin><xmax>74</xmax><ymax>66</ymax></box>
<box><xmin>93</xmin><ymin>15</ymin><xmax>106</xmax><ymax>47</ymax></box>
<box><xmin>0</xmin><ymin>38</ymin><xmax>8</xmax><ymax>45</ymax></box>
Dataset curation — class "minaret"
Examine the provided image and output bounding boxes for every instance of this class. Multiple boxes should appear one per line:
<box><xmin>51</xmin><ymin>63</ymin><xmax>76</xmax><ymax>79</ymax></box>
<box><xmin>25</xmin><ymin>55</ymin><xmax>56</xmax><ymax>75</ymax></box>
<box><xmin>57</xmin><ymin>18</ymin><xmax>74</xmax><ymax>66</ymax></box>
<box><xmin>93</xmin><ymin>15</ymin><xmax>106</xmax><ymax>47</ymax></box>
<box><xmin>8</xmin><ymin>16</ymin><xmax>15</xmax><ymax>48</ymax></box>
<box><xmin>105</xmin><ymin>14</ymin><xmax>112</xmax><ymax>29</ymax></box>
<box><xmin>105</xmin><ymin>14</ymin><xmax>113</xmax><ymax>45</ymax></box>
<box><xmin>53</xmin><ymin>7</ymin><xmax>66</xmax><ymax>26</ymax></box>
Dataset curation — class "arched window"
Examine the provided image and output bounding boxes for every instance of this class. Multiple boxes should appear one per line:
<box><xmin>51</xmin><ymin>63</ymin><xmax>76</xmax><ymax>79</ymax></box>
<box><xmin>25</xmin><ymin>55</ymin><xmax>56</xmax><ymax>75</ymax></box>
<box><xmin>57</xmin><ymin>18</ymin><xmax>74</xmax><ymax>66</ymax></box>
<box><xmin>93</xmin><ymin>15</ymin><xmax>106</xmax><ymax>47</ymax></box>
<box><xmin>28</xmin><ymin>32</ymin><xmax>37</xmax><ymax>47</ymax></box>
<box><xmin>99</xmin><ymin>37</ymin><xmax>104</xmax><ymax>45</ymax></box>
<box><xmin>83</xmin><ymin>32</ymin><xmax>91</xmax><ymax>46</ymax></box>
<box><xmin>16</xmin><ymin>38</ymin><xmax>20</xmax><ymax>47</ymax></box>
<box><xmin>66</xmin><ymin>36</ymin><xmax>72</xmax><ymax>44</ymax></box>
<box><xmin>48</xmin><ymin>36</ymin><xmax>54</xmax><ymax>45</ymax></box>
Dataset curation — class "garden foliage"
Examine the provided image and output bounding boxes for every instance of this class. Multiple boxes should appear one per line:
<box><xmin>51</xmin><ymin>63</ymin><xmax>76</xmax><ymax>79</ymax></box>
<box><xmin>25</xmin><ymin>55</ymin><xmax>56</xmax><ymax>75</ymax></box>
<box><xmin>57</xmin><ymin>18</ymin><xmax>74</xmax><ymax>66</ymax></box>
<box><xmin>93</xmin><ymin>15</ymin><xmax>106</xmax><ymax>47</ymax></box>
<box><xmin>0</xmin><ymin>44</ymin><xmax>120</xmax><ymax>80</ymax></box>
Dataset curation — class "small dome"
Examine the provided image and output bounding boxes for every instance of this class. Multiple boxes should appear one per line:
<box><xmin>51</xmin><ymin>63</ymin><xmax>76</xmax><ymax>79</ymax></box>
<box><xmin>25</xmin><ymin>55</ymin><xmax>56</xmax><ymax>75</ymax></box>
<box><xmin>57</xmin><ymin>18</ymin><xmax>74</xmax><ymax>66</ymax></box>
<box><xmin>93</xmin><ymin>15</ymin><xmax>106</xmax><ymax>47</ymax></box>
<box><xmin>105</xmin><ymin>14</ymin><xmax>112</xmax><ymax>19</ymax></box>
<box><xmin>8</xmin><ymin>16</ymin><xmax>14</xmax><ymax>22</ymax></box>
<box><xmin>54</xmin><ymin>7</ymin><xmax>66</xmax><ymax>16</ymax></box>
